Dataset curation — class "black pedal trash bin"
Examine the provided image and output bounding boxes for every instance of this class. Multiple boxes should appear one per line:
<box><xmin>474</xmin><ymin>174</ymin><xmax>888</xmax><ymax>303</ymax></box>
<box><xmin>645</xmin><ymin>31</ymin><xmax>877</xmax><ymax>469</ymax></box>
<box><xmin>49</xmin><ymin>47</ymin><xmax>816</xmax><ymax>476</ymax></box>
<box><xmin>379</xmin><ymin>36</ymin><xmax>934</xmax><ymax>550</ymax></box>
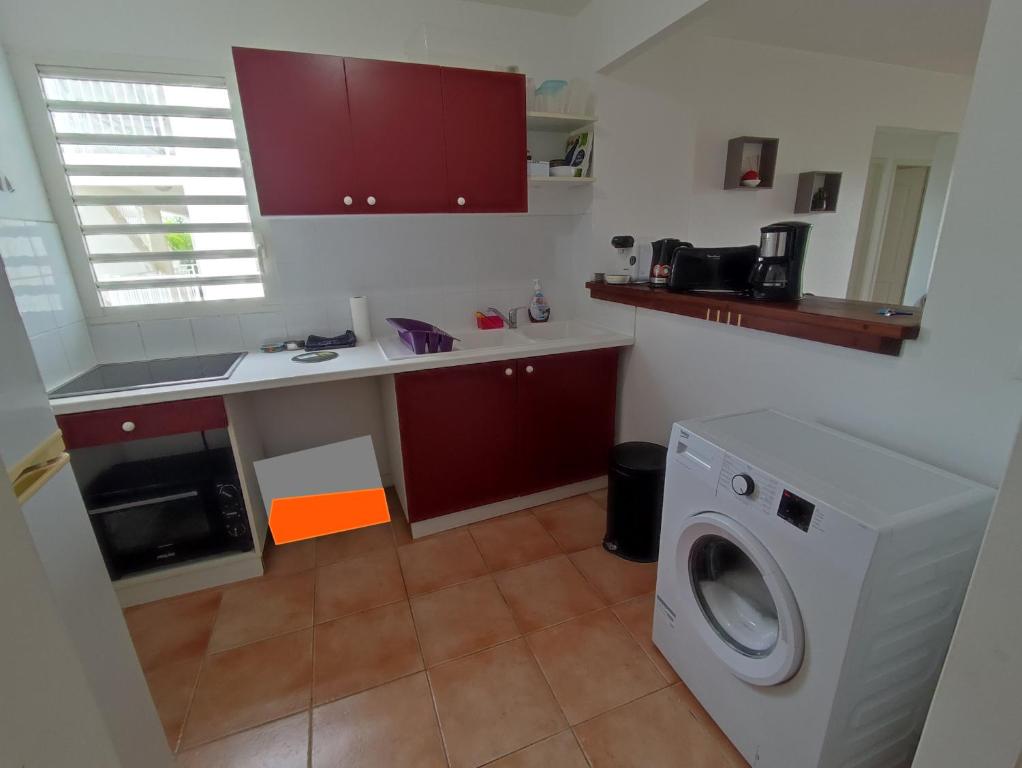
<box><xmin>603</xmin><ymin>441</ymin><xmax>668</xmax><ymax>562</ymax></box>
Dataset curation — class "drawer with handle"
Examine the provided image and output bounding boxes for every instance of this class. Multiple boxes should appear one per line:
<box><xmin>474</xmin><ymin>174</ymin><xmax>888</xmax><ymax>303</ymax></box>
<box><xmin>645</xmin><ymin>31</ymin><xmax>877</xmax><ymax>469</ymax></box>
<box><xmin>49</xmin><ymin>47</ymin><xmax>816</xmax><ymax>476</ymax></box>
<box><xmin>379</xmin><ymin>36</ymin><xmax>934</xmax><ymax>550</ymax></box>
<box><xmin>57</xmin><ymin>397</ymin><xmax>229</xmax><ymax>450</ymax></box>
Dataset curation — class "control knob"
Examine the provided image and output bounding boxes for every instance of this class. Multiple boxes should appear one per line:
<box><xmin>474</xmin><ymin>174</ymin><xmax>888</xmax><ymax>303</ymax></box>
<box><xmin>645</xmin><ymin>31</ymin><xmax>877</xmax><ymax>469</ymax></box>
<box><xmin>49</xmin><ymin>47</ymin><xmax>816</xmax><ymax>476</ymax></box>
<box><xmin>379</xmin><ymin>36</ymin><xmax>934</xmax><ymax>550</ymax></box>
<box><xmin>731</xmin><ymin>473</ymin><xmax>755</xmax><ymax>496</ymax></box>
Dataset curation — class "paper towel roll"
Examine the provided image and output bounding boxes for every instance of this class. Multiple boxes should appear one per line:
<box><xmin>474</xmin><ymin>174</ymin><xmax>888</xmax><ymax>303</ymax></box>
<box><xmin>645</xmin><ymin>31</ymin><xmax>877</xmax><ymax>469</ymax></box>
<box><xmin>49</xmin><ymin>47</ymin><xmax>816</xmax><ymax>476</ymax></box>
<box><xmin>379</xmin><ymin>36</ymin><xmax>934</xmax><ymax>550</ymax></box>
<box><xmin>350</xmin><ymin>295</ymin><xmax>371</xmax><ymax>344</ymax></box>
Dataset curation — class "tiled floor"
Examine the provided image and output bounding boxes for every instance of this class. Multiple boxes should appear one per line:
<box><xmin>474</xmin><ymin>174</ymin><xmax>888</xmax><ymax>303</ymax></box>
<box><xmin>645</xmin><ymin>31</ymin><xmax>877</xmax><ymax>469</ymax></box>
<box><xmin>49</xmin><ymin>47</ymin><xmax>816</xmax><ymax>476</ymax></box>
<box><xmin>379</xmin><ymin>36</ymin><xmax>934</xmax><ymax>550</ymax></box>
<box><xmin>125</xmin><ymin>489</ymin><xmax>748</xmax><ymax>767</ymax></box>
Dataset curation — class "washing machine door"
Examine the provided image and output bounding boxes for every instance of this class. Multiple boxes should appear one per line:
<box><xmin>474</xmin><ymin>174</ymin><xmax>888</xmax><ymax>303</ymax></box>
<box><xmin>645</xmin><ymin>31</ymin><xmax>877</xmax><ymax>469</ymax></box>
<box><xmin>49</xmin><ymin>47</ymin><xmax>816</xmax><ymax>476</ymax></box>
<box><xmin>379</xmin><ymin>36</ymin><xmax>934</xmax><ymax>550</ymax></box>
<box><xmin>678</xmin><ymin>511</ymin><xmax>804</xmax><ymax>686</ymax></box>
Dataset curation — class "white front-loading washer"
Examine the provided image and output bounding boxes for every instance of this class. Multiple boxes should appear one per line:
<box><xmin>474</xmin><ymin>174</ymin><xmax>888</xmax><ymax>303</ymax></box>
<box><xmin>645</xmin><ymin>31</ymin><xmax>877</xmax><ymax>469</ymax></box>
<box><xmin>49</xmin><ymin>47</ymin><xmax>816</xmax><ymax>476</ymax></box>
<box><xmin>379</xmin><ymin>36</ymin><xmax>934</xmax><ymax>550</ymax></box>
<box><xmin>652</xmin><ymin>410</ymin><xmax>995</xmax><ymax>768</ymax></box>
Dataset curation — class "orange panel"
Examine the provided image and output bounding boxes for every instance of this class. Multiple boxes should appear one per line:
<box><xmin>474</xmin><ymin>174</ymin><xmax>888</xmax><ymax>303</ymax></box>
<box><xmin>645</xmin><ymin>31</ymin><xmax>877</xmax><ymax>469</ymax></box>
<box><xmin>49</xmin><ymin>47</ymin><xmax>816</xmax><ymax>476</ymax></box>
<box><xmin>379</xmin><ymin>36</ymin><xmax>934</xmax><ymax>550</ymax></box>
<box><xmin>269</xmin><ymin>486</ymin><xmax>390</xmax><ymax>545</ymax></box>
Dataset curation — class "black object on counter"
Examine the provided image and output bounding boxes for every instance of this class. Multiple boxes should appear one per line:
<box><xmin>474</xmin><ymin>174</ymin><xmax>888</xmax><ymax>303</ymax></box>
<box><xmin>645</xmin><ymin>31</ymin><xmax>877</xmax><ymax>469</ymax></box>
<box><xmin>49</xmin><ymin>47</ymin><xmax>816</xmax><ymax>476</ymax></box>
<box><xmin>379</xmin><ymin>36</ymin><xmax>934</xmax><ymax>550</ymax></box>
<box><xmin>305</xmin><ymin>331</ymin><xmax>357</xmax><ymax>351</ymax></box>
<box><xmin>603</xmin><ymin>441</ymin><xmax>668</xmax><ymax>562</ymax></box>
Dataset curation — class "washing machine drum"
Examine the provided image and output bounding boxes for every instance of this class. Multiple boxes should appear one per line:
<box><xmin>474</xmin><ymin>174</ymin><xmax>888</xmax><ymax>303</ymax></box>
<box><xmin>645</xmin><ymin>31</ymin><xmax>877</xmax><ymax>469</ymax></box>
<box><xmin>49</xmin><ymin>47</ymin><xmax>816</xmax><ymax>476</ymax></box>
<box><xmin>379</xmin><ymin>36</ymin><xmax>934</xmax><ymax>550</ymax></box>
<box><xmin>678</xmin><ymin>512</ymin><xmax>804</xmax><ymax>686</ymax></box>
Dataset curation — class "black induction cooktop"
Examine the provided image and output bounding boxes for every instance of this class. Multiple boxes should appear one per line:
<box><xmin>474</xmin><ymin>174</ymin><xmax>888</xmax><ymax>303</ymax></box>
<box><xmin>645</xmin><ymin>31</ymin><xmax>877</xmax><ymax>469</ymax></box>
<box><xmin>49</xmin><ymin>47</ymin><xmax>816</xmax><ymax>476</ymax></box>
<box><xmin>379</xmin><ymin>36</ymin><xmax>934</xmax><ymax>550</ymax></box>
<box><xmin>48</xmin><ymin>352</ymin><xmax>246</xmax><ymax>399</ymax></box>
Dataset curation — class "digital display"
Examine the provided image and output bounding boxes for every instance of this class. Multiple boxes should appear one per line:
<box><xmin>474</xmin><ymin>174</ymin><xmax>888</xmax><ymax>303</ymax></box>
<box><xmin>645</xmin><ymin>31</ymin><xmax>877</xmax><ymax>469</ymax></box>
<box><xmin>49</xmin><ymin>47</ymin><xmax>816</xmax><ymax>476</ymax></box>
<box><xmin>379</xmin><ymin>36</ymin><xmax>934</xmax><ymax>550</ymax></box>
<box><xmin>778</xmin><ymin>489</ymin><xmax>815</xmax><ymax>532</ymax></box>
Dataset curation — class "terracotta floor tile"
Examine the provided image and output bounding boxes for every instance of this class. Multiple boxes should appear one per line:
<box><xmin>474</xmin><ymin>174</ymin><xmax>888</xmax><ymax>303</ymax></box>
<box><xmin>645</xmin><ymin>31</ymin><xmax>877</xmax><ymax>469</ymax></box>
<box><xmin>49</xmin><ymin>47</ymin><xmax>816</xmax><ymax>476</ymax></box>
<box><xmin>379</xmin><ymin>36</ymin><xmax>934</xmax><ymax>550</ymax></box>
<box><xmin>612</xmin><ymin>594</ymin><xmax>680</xmax><ymax>684</ymax></box>
<box><xmin>398</xmin><ymin>529</ymin><xmax>487</xmax><ymax>596</ymax></box>
<box><xmin>315</xmin><ymin>547</ymin><xmax>406</xmax><ymax>622</ymax></box>
<box><xmin>313</xmin><ymin>601</ymin><xmax>422</xmax><ymax>705</ymax></box>
<box><xmin>209</xmin><ymin>570</ymin><xmax>315</xmax><ymax>652</ymax></box>
<box><xmin>468</xmin><ymin>512</ymin><xmax>560</xmax><ymax>571</ymax></box>
<box><xmin>176</xmin><ymin>711</ymin><xmax>309</xmax><ymax>768</ymax></box>
<box><xmin>124</xmin><ymin>589</ymin><xmax>222</xmax><ymax>670</ymax></box>
<box><xmin>526</xmin><ymin>609</ymin><xmax>665</xmax><ymax>724</ymax></box>
<box><xmin>387</xmin><ymin>488</ymin><xmax>414</xmax><ymax>546</ymax></box>
<box><xmin>531</xmin><ymin>495</ymin><xmax>607</xmax><ymax>553</ymax></box>
<box><xmin>311</xmin><ymin>672</ymin><xmax>446</xmax><ymax>768</ymax></box>
<box><xmin>573</xmin><ymin>686</ymin><xmax>733</xmax><ymax>768</ymax></box>
<box><xmin>315</xmin><ymin>522</ymin><xmax>394</xmax><ymax>566</ymax></box>
<box><xmin>671</xmin><ymin>683</ymin><xmax>749</xmax><ymax>768</ymax></box>
<box><xmin>144</xmin><ymin>656</ymin><xmax>202</xmax><ymax>752</ymax></box>
<box><xmin>429</xmin><ymin>639</ymin><xmax>566</xmax><ymax>768</ymax></box>
<box><xmin>588</xmin><ymin>488</ymin><xmax>608</xmax><ymax>508</ymax></box>
<box><xmin>181</xmin><ymin>629</ymin><xmax>313</xmax><ymax>748</ymax></box>
<box><xmin>569</xmin><ymin>546</ymin><xmax>658</xmax><ymax>604</ymax></box>
<box><xmin>486</xmin><ymin>730</ymin><xmax>589</xmax><ymax>768</ymax></box>
<box><xmin>410</xmin><ymin>575</ymin><xmax>519</xmax><ymax>666</ymax></box>
<box><xmin>494</xmin><ymin>555</ymin><xmax>604</xmax><ymax>633</ymax></box>
<box><xmin>263</xmin><ymin>538</ymin><xmax>316</xmax><ymax>577</ymax></box>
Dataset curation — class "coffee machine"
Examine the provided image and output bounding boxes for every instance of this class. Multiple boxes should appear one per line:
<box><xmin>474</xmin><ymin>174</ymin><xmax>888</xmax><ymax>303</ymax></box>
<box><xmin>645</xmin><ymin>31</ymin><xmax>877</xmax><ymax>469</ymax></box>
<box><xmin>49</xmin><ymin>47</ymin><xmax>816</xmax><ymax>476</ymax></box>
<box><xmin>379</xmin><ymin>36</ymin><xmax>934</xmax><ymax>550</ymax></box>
<box><xmin>748</xmin><ymin>221</ymin><xmax>812</xmax><ymax>300</ymax></box>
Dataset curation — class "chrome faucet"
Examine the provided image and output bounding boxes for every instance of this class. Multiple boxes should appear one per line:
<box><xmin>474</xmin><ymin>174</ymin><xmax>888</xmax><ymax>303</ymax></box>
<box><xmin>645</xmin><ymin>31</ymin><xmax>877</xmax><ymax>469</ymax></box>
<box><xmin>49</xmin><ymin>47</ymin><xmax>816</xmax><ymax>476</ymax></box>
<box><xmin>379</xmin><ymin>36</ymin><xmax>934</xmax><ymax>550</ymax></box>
<box><xmin>487</xmin><ymin>306</ymin><xmax>529</xmax><ymax>329</ymax></box>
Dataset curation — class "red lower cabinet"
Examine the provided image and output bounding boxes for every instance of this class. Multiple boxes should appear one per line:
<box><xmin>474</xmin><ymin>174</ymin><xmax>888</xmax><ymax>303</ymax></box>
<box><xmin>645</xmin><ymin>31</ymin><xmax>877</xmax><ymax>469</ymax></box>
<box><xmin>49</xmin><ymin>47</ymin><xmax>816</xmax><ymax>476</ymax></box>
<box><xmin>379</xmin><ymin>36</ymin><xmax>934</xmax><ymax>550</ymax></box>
<box><xmin>517</xmin><ymin>348</ymin><xmax>619</xmax><ymax>495</ymax></box>
<box><xmin>396</xmin><ymin>361</ymin><xmax>520</xmax><ymax>522</ymax></box>
<box><xmin>395</xmin><ymin>349</ymin><xmax>619</xmax><ymax>523</ymax></box>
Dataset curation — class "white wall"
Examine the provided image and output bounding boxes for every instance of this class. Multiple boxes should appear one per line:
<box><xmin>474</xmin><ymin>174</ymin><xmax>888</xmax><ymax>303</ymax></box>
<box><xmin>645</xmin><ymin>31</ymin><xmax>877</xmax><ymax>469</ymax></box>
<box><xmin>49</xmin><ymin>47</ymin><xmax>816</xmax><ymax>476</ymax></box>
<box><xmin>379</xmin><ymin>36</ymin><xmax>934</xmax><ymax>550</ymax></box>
<box><xmin>0</xmin><ymin>43</ymin><xmax>95</xmax><ymax>388</ymax></box>
<box><xmin>583</xmin><ymin>28</ymin><xmax>1020</xmax><ymax>487</ymax></box>
<box><xmin>574</xmin><ymin>0</ymin><xmax>709</xmax><ymax>71</ymax></box>
<box><xmin>0</xmin><ymin>0</ymin><xmax>589</xmax><ymax>361</ymax></box>
<box><xmin>911</xmin><ymin>1</ymin><xmax>1022</xmax><ymax>760</ymax></box>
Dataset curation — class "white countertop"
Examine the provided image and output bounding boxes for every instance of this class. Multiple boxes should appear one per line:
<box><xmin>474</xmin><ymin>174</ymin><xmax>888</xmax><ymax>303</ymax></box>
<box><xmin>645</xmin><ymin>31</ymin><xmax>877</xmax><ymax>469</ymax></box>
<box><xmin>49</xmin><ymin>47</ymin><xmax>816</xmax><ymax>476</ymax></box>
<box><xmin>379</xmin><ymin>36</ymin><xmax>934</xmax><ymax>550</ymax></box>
<box><xmin>50</xmin><ymin>322</ymin><xmax>633</xmax><ymax>415</ymax></box>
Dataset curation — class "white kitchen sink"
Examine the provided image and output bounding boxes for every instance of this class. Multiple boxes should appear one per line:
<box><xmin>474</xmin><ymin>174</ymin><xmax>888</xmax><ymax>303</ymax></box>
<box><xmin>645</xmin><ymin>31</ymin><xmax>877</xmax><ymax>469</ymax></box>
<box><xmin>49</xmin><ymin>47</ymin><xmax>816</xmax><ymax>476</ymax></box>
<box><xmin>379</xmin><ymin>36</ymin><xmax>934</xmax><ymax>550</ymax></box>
<box><xmin>453</xmin><ymin>329</ymin><xmax>535</xmax><ymax>350</ymax></box>
<box><xmin>518</xmin><ymin>320</ymin><xmax>615</xmax><ymax>341</ymax></box>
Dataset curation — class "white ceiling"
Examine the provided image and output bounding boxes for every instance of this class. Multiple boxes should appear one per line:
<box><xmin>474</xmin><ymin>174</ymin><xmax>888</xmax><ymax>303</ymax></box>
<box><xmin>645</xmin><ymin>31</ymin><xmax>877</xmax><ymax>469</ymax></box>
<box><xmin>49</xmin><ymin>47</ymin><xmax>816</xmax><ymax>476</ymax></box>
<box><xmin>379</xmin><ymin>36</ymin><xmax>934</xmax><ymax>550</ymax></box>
<box><xmin>465</xmin><ymin>0</ymin><xmax>591</xmax><ymax>16</ymax></box>
<box><xmin>682</xmin><ymin>0</ymin><xmax>990</xmax><ymax>75</ymax></box>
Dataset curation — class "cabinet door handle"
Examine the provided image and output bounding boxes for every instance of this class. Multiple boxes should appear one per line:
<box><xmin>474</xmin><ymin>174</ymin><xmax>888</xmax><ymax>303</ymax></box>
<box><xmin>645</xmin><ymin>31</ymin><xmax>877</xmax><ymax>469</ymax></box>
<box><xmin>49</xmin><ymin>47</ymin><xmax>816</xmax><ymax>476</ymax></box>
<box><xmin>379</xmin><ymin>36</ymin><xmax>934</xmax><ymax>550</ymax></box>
<box><xmin>457</xmin><ymin>196</ymin><xmax>466</xmax><ymax>207</ymax></box>
<box><xmin>504</xmin><ymin>367</ymin><xmax>513</xmax><ymax>377</ymax></box>
<box><xmin>121</xmin><ymin>421</ymin><xmax>136</xmax><ymax>433</ymax></box>
<box><xmin>367</xmin><ymin>196</ymin><xmax>377</xmax><ymax>206</ymax></box>
<box><xmin>525</xmin><ymin>365</ymin><xmax>534</xmax><ymax>374</ymax></box>
<box><xmin>343</xmin><ymin>195</ymin><xmax>353</xmax><ymax>206</ymax></box>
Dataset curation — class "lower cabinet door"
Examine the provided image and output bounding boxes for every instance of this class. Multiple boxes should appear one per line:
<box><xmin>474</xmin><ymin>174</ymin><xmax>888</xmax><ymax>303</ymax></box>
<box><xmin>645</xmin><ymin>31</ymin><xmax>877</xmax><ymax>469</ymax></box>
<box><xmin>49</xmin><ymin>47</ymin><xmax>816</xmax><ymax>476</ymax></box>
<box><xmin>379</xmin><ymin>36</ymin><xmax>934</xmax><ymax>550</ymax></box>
<box><xmin>517</xmin><ymin>348</ymin><xmax>619</xmax><ymax>495</ymax></box>
<box><xmin>396</xmin><ymin>361</ymin><xmax>520</xmax><ymax>522</ymax></box>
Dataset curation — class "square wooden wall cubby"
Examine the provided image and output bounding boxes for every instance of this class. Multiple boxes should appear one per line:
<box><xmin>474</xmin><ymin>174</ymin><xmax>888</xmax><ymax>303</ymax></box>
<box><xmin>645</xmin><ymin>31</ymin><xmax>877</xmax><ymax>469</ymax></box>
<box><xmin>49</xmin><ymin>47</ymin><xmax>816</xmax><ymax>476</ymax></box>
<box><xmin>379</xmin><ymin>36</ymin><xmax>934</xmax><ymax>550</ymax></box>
<box><xmin>794</xmin><ymin>171</ymin><xmax>842</xmax><ymax>213</ymax></box>
<box><xmin>723</xmin><ymin>136</ymin><xmax>779</xmax><ymax>189</ymax></box>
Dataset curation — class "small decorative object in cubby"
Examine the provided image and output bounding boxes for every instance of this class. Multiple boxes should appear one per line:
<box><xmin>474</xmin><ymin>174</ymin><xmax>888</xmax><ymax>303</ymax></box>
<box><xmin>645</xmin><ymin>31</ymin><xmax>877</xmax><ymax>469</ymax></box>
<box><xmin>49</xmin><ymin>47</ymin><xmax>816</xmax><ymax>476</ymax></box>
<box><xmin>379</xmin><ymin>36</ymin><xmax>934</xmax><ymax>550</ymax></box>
<box><xmin>724</xmin><ymin>136</ymin><xmax>779</xmax><ymax>189</ymax></box>
<box><xmin>794</xmin><ymin>171</ymin><xmax>842</xmax><ymax>213</ymax></box>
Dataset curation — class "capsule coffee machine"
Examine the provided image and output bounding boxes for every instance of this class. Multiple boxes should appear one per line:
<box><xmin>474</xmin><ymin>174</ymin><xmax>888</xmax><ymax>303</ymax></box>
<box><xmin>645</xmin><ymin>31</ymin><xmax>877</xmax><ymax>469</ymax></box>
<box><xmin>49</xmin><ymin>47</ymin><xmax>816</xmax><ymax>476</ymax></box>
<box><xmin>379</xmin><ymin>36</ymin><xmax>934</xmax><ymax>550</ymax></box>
<box><xmin>748</xmin><ymin>221</ymin><xmax>812</xmax><ymax>300</ymax></box>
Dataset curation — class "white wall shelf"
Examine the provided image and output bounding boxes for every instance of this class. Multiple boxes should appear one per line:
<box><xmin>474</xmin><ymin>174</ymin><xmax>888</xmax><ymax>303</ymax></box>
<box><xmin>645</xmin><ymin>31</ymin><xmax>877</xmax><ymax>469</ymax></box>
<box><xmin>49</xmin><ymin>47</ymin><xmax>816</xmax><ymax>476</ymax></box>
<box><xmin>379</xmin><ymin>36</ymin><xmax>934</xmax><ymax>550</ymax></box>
<box><xmin>528</xmin><ymin>176</ymin><xmax>596</xmax><ymax>186</ymax></box>
<box><xmin>526</xmin><ymin>111</ymin><xmax>597</xmax><ymax>131</ymax></box>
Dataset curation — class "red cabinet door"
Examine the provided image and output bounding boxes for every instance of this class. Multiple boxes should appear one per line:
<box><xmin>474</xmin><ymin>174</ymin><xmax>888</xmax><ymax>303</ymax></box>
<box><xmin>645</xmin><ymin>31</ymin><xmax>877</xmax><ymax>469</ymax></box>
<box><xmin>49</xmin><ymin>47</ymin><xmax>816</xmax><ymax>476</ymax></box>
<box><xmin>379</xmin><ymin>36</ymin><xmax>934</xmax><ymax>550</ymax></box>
<box><xmin>517</xmin><ymin>349</ymin><xmax>619</xmax><ymax>495</ymax></box>
<box><xmin>233</xmin><ymin>48</ymin><xmax>355</xmax><ymax>215</ymax></box>
<box><xmin>396</xmin><ymin>361</ymin><xmax>519</xmax><ymax>522</ymax></box>
<box><xmin>344</xmin><ymin>58</ymin><xmax>448</xmax><ymax>214</ymax></box>
<box><xmin>441</xmin><ymin>67</ymin><xmax>527</xmax><ymax>213</ymax></box>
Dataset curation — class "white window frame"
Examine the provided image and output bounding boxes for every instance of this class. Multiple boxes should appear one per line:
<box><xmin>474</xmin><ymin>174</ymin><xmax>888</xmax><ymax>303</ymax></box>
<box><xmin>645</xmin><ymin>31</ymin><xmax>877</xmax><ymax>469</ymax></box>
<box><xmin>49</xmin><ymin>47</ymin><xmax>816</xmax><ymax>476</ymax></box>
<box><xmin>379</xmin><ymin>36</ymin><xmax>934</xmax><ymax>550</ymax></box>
<box><xmin>15</xmin><ymin>56</ymin><xmax>275</xmax><ymax>322</ymax></box>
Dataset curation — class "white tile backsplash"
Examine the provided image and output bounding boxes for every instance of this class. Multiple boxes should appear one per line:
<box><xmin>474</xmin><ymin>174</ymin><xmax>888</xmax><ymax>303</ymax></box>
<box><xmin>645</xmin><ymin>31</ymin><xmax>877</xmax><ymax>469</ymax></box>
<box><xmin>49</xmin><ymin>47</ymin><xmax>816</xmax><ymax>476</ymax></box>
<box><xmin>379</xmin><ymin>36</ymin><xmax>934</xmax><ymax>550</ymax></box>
<box><xmin>239</xmin><ymin>312</ymin><xmax>286</xmax><ymax>348</ymax></box>
<box><xmin>1</xmin><ymin>218</ymin><xmax>96</xmax><ymax>379</ymax></box>
<box><xmin>29</xmin><ymin>328</ymin><xmax>72</xmax><ymax>390</ymax></box>
<box><xmin>191</xmin><ymin>315</ymin><xmax>244</xmax><ymax>354</ymax></box>
<box><xmin>73</xmin><ymin>212</ymin><xmax>586</xmax><ymax>360</ymax></box>
<box><xmin>90</xmin><ymin>322</ymin><xmax>144</xmax><ymax>363</ymax></box>
<box><xmin>58</xmin><ymin>321</ymin><xmax>97</xmax><ymax>376</ymax></box>
<box><xmin>140</xmin><ymin>318</ymin><xmax>197</xmax><ymax>359</ymax></box>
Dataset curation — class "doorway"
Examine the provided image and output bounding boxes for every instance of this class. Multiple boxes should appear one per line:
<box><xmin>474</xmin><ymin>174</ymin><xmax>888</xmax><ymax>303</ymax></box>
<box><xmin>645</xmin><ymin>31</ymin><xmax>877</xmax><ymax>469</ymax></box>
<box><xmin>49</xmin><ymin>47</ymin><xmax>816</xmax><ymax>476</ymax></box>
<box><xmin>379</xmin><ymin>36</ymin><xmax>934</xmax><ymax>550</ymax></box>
<box><xmin>846</xmin><ymin>127</ymin><xmax>958</xmax><ymax>305</ymax></box>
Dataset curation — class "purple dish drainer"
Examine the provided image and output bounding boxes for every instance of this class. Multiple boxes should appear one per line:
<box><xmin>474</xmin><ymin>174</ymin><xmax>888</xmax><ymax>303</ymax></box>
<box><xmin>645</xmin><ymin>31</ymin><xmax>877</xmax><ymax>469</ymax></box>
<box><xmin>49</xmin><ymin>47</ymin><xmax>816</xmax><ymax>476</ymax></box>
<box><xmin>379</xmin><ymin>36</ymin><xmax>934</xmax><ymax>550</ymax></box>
<box><xmin>386</xmin><ymin>317</ymin><xmax>457</xmax><ymax>354</ymax></box>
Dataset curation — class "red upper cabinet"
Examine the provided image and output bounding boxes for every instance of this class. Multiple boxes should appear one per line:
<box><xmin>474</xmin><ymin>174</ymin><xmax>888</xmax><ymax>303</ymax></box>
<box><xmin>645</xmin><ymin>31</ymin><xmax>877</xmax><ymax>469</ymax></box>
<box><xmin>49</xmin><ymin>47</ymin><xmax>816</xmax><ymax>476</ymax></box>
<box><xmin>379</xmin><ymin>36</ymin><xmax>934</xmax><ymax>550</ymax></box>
<box><xmin>395</xmin><ymin>361</ymin><xmax>520</xmax><ymax>522</ymax></box>
<box><xmin>233</xmin><ymin>48</ymin><xmax>355</xmax><ymax>215</ymax></box>
<box><xmin>441</xmin><ymin>67</ymin><xmax>527</xmax><ymax>213</ymax></box>
<box><xmin>517</xmin><ymin>349</ymin><xmax>619</xmax><ymax>495</ymax></box>
<box><xmin>232</xmin><ymin>49</ymin><xmax>528</xmax><ymax>215</ymax></box>
<box><xmin>343</xmin><ymin>58</ymin><xmax>448</xmax><ymax>214</ymax></box>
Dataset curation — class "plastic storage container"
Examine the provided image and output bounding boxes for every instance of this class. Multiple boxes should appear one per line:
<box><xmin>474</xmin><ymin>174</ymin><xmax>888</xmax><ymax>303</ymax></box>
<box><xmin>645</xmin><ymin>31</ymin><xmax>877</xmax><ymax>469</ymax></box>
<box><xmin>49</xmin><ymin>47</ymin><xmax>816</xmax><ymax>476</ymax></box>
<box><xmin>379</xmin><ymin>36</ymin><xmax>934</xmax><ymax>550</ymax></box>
<box><xmin>603</xmin><ymin>441</ymin><xmax>668</xmax><ymax>562</ymax></box>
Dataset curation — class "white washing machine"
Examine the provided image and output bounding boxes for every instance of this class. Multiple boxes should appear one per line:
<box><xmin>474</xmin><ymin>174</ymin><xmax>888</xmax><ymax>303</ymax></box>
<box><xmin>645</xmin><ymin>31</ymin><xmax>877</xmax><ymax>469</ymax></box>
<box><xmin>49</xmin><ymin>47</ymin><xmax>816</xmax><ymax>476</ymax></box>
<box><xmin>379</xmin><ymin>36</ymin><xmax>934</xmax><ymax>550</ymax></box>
<box><xmin>653</xmin><ymin>410</ymin><xmax>995</xmax><ymax>768</ymax></box>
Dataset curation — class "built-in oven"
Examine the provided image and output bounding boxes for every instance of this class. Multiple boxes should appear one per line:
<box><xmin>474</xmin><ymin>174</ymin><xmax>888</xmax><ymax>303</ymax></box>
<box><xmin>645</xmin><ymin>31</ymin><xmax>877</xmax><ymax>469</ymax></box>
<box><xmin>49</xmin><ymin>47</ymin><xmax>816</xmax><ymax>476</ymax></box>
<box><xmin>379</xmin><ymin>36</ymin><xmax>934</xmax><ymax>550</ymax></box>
<box><xmin>84</xmin><ymin>447</ymin><xmax>253</xmax><ymax>579</ymax></box>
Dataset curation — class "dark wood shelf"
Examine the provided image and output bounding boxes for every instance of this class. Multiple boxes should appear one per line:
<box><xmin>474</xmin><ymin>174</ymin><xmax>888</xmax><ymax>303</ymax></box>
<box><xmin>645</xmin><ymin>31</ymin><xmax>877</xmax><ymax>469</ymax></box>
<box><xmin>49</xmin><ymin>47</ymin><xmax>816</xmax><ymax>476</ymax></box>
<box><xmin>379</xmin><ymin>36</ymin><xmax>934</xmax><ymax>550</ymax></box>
<box><xmin>724</xmin><ymin>136</ymin><xmax>779</xmax><ymax>189</ymax></box>
<box><xmin>795</xmin><ymin>171</ymin><xmax>842</xmax><ymax>213</ymax></box>
<box><xmin>586</xmin><ymin>282</ymin><xmax>920</xmax><ymax>356</ymax></box>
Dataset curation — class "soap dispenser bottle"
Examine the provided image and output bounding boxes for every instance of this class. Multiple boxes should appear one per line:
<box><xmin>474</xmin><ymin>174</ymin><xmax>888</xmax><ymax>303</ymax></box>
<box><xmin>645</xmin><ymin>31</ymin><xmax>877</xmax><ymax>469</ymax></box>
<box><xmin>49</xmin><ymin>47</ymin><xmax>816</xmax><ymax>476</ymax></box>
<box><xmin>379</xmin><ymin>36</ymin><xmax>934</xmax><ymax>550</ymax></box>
<box><xmin>528</xmin><ymin>278</ymin><xmax>551</xmax><ymax>323</ymax></box>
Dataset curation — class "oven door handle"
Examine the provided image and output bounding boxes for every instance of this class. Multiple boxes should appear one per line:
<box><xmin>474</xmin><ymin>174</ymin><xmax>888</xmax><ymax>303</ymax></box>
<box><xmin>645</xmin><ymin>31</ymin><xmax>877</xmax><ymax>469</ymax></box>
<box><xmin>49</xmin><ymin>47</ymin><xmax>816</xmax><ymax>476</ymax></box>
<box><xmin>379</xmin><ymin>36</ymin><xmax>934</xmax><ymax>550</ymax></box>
<box><xmin>87</xmin><ymin>490</ymin><xmax>201</xmax><ymax>516</ymax></box>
